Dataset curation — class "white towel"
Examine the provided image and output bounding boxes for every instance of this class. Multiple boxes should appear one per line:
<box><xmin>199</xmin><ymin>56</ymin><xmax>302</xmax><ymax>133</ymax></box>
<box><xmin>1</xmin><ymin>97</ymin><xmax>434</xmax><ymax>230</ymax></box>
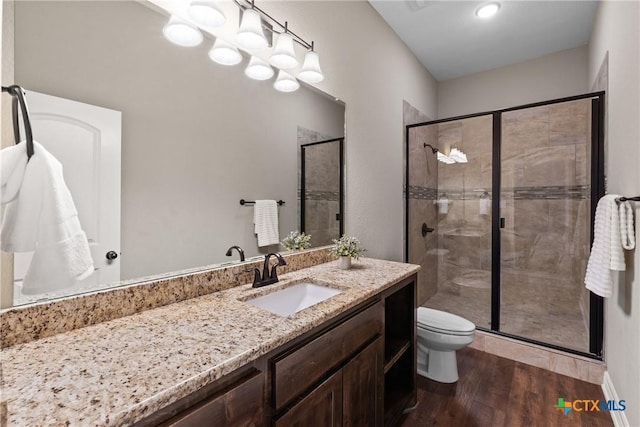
<box><xmin>584</xmin><ymin>195</ymin><xmax>625</xmax><ymax>298</ymax></box>
<box><xmin>618</xmin><ymin>200</ymin><xmax>636</xmax><ymax>250</ymax></box>
<box><xmin>253</xmin><ymin>200</ymin><xmax>279</xmax><ymax>247</ymax></box>
<box><xmin>479</xmin><ymin>198</ymin><xmax>491</xmax><ymax>216</ymax></box>
<box><xmin>1</xmin><ymin>141</ymin><xmax>94</xmax><ymax>294</ymax></box>
<box><xmin>1</xmin><ymin>142</ymin><xmax>28</xmax><ymax>204</ymax></box>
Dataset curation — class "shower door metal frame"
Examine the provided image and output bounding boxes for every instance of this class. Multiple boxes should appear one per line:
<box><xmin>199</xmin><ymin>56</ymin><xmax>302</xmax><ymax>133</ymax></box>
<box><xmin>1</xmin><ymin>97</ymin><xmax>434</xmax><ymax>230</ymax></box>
<box><xmin>300</xmin><ymin>137</ymin><xmax>345</xmax><ymax>238</ymax></box>
<box><xmin>405</xmin><ymin>91</ymin><xmax>605</xmax><ymax>360</ymax></box>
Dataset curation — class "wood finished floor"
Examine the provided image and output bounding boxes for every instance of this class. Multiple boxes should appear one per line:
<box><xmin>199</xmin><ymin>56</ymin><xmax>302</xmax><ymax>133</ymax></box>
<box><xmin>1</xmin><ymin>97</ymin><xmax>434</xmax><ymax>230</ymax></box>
<box><xmin>400</xmin><ymin>348</ymin><xmax>613</xmax><ymax>427</ymax></box>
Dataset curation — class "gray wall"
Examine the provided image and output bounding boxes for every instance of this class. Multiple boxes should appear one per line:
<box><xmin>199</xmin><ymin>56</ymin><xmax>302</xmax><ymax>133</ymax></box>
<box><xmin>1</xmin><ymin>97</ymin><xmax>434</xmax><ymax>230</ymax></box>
<box><xmin>589</xmin><ymin>1</ymin><xmax>640</xmax><ymax>424</ymax></box>
<box><xmin>14</xmin><ymin>1</ymin><xmax>345</xmax><ymax>280</ymax></box>
<box><xmin>438</xmin><ymin>46</ymin><xmax>589</xmax><ymax>118</ymax></box>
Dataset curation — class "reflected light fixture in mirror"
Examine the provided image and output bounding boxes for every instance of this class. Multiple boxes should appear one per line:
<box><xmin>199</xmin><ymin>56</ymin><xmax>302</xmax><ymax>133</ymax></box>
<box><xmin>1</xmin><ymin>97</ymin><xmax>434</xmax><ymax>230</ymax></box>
<box><xmin>162</xmin><ymin>15</ymin><xmax>203</xmax><ymax>47</ymax></box>
<box><xmin>209</xmin><ymin>39</ymin><xmax>243</xmax><ymax>65</ymax></box>
<box><xmin>298</xmin><ymin>49</ymin><xmax>324</xmax><ymax>84</ymax></box>
<box><xmin>245</xmin><ymin>56</ymin><xmax>274</xmax><ymax>80</ymax></box>
<box><xmin>236</xmin><ymin>8</ymin><xmax>269</xmax><ymax>51</ymax></box>
<box><xmin>187</xmin><ymin>0</ymin><xmax>226</xmax><ymax>28</ymax></box>
<box><xmin>274</xmin><ymin>70</ymin><xmax>300</xmax><ymax>92</ymax></box>
<box><xmin>476</xmin><ymin>2</ymin><xmax>501</xmax><ymax>18</ymax></box>
<box><xmin>270</xmin><ymin>31</ymin><xmax>298</xmax><ymax>69</ymax></box>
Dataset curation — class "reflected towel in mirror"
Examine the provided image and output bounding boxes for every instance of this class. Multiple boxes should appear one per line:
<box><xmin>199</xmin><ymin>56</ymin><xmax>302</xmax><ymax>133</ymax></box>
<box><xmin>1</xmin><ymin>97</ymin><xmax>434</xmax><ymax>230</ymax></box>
<box><xmin>254</xmin><ymin>200</ymin><xmax>279</xmax><ymax>247</ymax></box>
<box><xmin>0</xmin><ymin>141</ymin><xmax>94</xmax><ymax>294</ymax></box>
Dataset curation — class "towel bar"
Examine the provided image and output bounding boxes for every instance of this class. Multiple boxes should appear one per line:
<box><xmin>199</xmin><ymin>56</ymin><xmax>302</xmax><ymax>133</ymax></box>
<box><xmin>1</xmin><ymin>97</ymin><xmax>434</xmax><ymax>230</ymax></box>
<box><xmin>240</xmin><ymin>199</ymin><xmax>285</xmax><ymax>206</ymax></box>
<box><xmin>616</xmin><ymin>196</ymin><xmax>640</xmax><ymax>202</ymax></box>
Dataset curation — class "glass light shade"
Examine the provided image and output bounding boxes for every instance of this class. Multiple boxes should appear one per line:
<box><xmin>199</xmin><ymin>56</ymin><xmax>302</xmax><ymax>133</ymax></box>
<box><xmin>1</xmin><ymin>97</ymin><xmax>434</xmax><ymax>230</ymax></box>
<box><xmin>270</xmin><ymin>33</ymin><xmax>298</xmax><ymax>69</ymax></box>
<box><xmin>187</xmin><ymin>1</ymin><xmax>226</xmax><ymax>28</ymax></box>
<box><xmin>236</xmin><ymin>9</ymin><xmax>268</xmax><ymax>51</ymax></box>
<box><xmin>449</xmin><ymin>148</ymin><xmax>468</xmax><ymax>163</ymax></box>
<box><xmin>273</xmin><ymin>70</ymin><xmax>300</xmax><ymax>92</ymax></box>
<box><xmin>209</xmin><ymin>39</ymin><xmax>242</xmax><ymax>66</ymax></box>
<box><xmin>297</xmin><ymin>51</ymin><xmax>324</xmax><ymax>83</ymax></box>
<box><xmin>437</xmin><ymin>152</ymin><xmax>455</xmax><ymax>164</ymax></box>
<box><xmin>162</xmin><ymin>15</ymin><xmax>203</xmax><ymax>47</ymax></box>
<box><xmin>245</xmin><ymin>56</ymin><xmax>274</xmax><ymax>80</ymax></box>
<box><xmin>476</xmin><ymin>2</ymin><xmax>500</xmax><ymax>18</ymax></box>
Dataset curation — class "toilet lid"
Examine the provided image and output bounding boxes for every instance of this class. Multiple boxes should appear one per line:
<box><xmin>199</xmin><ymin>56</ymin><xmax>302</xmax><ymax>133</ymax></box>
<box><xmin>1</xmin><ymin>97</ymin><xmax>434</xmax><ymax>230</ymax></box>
<box><xmin>417</xmin><ymin>307</ymin><xmax>475</xmax><ymax>334</ymax></box>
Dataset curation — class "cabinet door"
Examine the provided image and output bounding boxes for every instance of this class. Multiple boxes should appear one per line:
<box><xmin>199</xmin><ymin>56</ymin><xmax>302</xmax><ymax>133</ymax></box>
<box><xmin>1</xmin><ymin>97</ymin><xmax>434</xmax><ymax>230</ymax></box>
<box><xmin>161</xmin><ymin>370</ymin><xmax>264</xmax><ymax>427</ymax></box>
<box><xmin>275</xmin><ymin>370</ymin><xmax>343</xmax><ymax>427</ymax></box>
<box><xmin>343</xmin><ymin>338</ymin><xmax>384</xmax><ymax>427</ymax></box>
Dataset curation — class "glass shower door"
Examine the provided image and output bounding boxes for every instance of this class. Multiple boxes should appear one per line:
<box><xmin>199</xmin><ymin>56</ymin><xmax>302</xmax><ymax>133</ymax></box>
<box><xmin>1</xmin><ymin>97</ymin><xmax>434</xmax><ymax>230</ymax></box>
<box><xmin>499</xmin><ymin>99</ymin><xmax>593</xmax><ymax>353</ymax></box>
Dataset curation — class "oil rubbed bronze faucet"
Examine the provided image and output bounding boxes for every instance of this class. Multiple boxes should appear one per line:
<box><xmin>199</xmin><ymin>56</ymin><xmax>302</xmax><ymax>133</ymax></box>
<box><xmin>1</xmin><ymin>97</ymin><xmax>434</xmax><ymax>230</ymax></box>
<box><xmin>251</xmin><ymin>253</ymin><xmax>287</xmax><ymax>288</ymax></box>
<box><xmin>225</xmin><ymin>245</ymin><xmax>245</xmax><ymax>262</ymax></box>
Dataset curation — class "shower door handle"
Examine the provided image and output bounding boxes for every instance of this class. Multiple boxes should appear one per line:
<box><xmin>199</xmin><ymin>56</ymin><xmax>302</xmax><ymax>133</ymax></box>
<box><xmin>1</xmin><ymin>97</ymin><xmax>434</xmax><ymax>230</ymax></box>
<box><xmin>500</xmin><ymin>218</ymin><xmax>506</xmax><ymax>228</ymax></box>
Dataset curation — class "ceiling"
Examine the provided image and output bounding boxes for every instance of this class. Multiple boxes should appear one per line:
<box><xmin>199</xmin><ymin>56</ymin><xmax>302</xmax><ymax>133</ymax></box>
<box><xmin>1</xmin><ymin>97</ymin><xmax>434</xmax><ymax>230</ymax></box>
<box><xmin>369</xmin><ymin>0</ymin><xmax>599</xmax><ymax>81</ymax></box>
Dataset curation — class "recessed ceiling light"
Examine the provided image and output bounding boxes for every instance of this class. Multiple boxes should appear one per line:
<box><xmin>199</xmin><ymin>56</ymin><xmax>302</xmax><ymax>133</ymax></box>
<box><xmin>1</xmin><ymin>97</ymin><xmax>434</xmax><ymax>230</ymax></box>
<box><xmin>476</xmin><ymin>2</ymin><xmax>500</xmax><ymax>18</ymax></box>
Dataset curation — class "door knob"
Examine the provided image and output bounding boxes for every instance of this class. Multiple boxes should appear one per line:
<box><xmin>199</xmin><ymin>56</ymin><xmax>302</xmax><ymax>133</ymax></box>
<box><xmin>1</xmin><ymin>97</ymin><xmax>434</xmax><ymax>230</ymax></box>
<box><xmin>106</xmin><ymin>251</ymin><xmax>119</xmax><ymax>261</ymax></box>
<box><xmin>421</xmin><ymin>223</ymin><xmax>435</xmax><ymax>237</ymax></box>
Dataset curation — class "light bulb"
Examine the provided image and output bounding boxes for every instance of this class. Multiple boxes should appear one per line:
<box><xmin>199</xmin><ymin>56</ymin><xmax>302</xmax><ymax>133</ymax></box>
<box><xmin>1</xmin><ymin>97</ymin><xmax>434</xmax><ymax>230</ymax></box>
<box><xmin>274</xmin><ymin>70</ymin><xmax>300</xmax><ymax>92</ymax></box>
<box><xmin>298</xmin><ymin>50</ymin><xmax>324</xmax><ymax>83</ymax></box>
<box><xmin>209</xmin><ymin>39</ymin><xmax>242</xmax><ymax>66</ymax></box>
<box><xmin>162</xmin><ymin>15</ymin><xmax>203</xmax><ymax>47</ymax></box>
<box><xmin>476</xmin><ymin>2</ymin><xmax>500</xmax><ymax>18</ymax></box>
<box><xmin>270</xmin><ymin>33</ymin><xmax>298</xmax><ymax>69</ymax></box>
<box><xmin>236</xmin><ymin>9</ymin><xmax>268</xmax><ymax>51</ymax></box>
<box><xmin>245</xmin><ymin>56</ymin><xmax>274</xmax><ymax>80</ymax></box>
<box><xmin>187</xmin><ymin>1</ymin><xmax>226</xmax><ymax>27</ymax></box>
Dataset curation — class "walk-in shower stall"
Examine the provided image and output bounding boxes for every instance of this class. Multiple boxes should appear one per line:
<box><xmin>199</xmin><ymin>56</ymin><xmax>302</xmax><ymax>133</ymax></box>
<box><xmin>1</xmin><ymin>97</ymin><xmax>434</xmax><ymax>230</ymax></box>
<box><xmin>406</xmin><ymin>93</ymin><xmax>605</xmax><ymax>358</ymax></box>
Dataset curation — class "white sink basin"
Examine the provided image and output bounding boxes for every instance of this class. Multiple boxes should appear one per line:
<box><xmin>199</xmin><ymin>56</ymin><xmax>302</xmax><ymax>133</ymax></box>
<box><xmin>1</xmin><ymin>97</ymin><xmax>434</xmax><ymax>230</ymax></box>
<box><xmin>245</xmin><ymin>283</ymin><xmax>342</xmax><ymax>317</ymax></box>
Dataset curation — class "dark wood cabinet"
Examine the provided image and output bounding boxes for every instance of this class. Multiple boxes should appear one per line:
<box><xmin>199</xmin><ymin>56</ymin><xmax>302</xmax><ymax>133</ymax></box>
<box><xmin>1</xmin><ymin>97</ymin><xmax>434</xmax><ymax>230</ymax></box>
<box><xmin>136</xmin><ymin>274</ymin><xmax>416</xmax><ymax>427</ymax></box>
<box><xmin>343</xmin><ymin>337</ymin><xmax>384</xmax><ymax>426</ymax></box>
<box><xmin>275</xmin><ymin>370</ymin><xmax>343</xmax><ymax>427</ymax></box>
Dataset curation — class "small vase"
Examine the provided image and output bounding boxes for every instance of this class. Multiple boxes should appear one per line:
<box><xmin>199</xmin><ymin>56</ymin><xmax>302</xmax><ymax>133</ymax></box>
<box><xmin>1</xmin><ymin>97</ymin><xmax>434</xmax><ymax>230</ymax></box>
<box><xmin>339</xmin><ymin>256</ymin><xmax>352</xmax><ymax>270</ymax></box>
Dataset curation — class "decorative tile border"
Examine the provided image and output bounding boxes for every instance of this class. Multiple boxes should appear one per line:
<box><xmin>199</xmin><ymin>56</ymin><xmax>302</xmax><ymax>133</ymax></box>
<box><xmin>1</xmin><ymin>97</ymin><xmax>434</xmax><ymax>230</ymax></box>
<box><xmin>304</xmin><ymin>190</ymin><xmax>340</xmax><ymax>202</ymax></box>
<box><xmin>407</xmin><ymin>185</ymin><xmax>438</xmax><ymax>200</ymax></box>
<box><xmin>0</xmin><ymin>247</ymin><xmax>334</xmax><ymax>348</ymax></box>
<box><xmin>408</xmin><ymin>185</ymin><xmax>590</xmax><ymax>200</ymax></box>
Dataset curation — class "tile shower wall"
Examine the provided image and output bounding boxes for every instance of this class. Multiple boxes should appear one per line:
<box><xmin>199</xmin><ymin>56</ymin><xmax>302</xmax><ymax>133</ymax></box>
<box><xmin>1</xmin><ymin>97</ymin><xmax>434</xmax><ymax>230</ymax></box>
<box><xmin>500</xmin><ymin>99</ymin><xmax>592</xmax><ymax>352</ymax></box>
<box><xmin>405</xmin><ymin>101</ymin><xmax>438</xmax><ymax>306</ymax></box>
<box><xmin>421</xmin><ymin>99</ymin><xmax>592</xmax><ymax>353</ymax></box>
<box><xmin>434</xmin><ymin>115</ymin><xmax>493</xmax><ymax>327</ymax></box>
<box><xmin>297</xmin><ymin>127</ymin><xmax>341</xmax><ymax>247</ymax></box>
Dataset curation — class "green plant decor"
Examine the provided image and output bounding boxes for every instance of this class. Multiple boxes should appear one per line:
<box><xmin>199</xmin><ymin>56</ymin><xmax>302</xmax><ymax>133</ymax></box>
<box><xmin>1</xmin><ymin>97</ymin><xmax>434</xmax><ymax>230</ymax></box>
<box><xmin>282</xmin><ymin>231</ymin><xmax>312</xmax><ymax>251</ymax></box>
<box><xmin>329</xmin><ymin>235</ymin><xmax>367</xmax><ymax>260</ymax></box>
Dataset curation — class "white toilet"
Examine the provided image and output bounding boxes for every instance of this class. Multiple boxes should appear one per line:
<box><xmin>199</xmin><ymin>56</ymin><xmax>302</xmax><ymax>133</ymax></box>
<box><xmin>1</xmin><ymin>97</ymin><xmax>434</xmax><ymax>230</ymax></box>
<box><xmin>417</xmin><ymin>307</ymin><xmax>476</xmax><ymax>383</ymax></box>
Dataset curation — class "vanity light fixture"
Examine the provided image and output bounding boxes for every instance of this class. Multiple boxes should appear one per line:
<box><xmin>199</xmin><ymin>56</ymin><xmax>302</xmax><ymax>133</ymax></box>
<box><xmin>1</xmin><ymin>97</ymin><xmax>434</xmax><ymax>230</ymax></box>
<box><xmin>245</xmin><ymin>56</ymin><xmax>274</xmax><ymax>80</ymax></box>
<box><xmin>270</xmin><ymin>28</ymin><xmax>299</xmax><ymax>70</ymax></box>
<box><xmin>298</xmin><ymin>47</ymin><xmax>324</xmax><ymax>84</ymax></box>
<box><xmin>274</xmin><ymin>70</ymin><xmax>300</xmax><ymax>92</ymax></box>
<box><xmin>161</xmin><ymin>0</ymin><xmax>324</xmax><ymax>93</ymax></box>
<box><xmin>236</xmin><ymin>8</ymin><xmax>269</xmax><ymax>51</ymax></box>
<box><xmin>209</xmin><ymin>39</ymin><xmax>243</xmax><ymax>65</ymax></box>
<box><xmin>187</xmin><ymin>1</ymin><xmax>226</xmax><ymax>28</ymax></box>
<box><xmin>475</xmin><ymin>2</ymin><xmax>501</xmax><ymax>18</ymax></box>
<box><xmin>163</xmin><ymin>15</ymin><xmax>203</xmax><ymax>47</ymax></box>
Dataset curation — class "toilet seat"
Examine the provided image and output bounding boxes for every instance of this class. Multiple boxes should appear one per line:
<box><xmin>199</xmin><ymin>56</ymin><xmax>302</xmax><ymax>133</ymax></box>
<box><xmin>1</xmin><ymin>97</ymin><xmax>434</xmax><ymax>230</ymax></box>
<box><xmin>417</xmin><ymin>307</ymin><xmax>475</xmax><ymax>336</ymax></box>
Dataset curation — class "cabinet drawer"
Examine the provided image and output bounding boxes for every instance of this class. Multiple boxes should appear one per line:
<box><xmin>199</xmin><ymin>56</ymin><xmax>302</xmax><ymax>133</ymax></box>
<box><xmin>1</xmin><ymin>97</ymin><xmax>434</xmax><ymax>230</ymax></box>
<box><xmin>161</xmin><ymin>369</ymin><xmax>264</xmax><ymax>427</ymax></box>
<box><xmin>273</xmin><ymin>301</ymin><xmax>383</xmax><ymax>410</ymax></box>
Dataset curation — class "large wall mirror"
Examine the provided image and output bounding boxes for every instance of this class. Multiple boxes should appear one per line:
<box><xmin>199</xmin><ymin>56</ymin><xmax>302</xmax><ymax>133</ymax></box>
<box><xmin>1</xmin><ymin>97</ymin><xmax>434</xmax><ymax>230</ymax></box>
<box><xmin>1</xmin><ymin>0</ymin><xmax>345</xmax><ymax>307</ymax></box>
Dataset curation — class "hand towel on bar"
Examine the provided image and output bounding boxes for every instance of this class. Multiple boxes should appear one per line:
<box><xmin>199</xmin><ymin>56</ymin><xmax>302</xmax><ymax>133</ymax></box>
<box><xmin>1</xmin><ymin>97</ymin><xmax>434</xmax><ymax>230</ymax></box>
<box><xmin>0</xmin><ymin>141</ymin><xmax>28</xmax><ymax>204</ymax></box>
<box><xmin>584</xmin><ymin>194</ymin><xmax>625</xmax><ymax>298</ymax></box>
<box><xmin>618</xmin><ymin>200</ymin><xmax>636</xmax><ymax>250</ymax></box>
<box><xmin>254</xmin><ymin>200</ymin><xmax>279</xmax><ymax>247</ymax></box>
<box><xmin>0</xmin><ymin>141</ymin><xmax>94</xmax><ymax>295</ymax></box>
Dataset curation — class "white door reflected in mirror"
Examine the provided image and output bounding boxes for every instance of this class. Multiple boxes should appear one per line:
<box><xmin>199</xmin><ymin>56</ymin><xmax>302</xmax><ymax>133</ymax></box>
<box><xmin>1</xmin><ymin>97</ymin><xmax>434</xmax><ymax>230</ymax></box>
<box><xmin>13</xmin><ymin>91</ymin><xmax>122</xmax><ymax>305</ymax></box>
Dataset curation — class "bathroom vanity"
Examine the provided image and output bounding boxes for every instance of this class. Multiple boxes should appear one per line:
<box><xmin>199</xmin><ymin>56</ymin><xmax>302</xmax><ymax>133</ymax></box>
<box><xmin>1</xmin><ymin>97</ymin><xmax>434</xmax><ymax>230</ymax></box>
<box><xmin>1</xmin><ymin>256</ymin><xmax>418</xmax><ymax>426</ymax></box>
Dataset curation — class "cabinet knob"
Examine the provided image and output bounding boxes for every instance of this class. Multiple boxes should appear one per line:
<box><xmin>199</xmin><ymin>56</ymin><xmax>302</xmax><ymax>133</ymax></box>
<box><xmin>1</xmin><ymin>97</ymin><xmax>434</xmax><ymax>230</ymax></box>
<box><xmin>106</xmin><ymin>251</ymin><xmax>119</xmax><ymax>261</ymax></box>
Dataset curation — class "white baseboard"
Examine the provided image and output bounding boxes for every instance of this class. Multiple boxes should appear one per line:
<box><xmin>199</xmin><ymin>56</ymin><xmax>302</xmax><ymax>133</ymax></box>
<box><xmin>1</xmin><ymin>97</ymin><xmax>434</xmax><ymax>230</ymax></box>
<box><xmin>601</xmin><ymin>371</ymin><xmax>630</xmax><ymax>427</ymax></box>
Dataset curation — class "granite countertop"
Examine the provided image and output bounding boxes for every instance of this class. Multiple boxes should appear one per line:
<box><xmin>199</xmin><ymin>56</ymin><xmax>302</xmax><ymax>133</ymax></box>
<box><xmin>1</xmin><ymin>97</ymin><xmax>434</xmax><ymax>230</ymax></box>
<box><xmin>0</xmin><ymin>257</ymin><xmax>419</xmax><ymax>426</ymax></box>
